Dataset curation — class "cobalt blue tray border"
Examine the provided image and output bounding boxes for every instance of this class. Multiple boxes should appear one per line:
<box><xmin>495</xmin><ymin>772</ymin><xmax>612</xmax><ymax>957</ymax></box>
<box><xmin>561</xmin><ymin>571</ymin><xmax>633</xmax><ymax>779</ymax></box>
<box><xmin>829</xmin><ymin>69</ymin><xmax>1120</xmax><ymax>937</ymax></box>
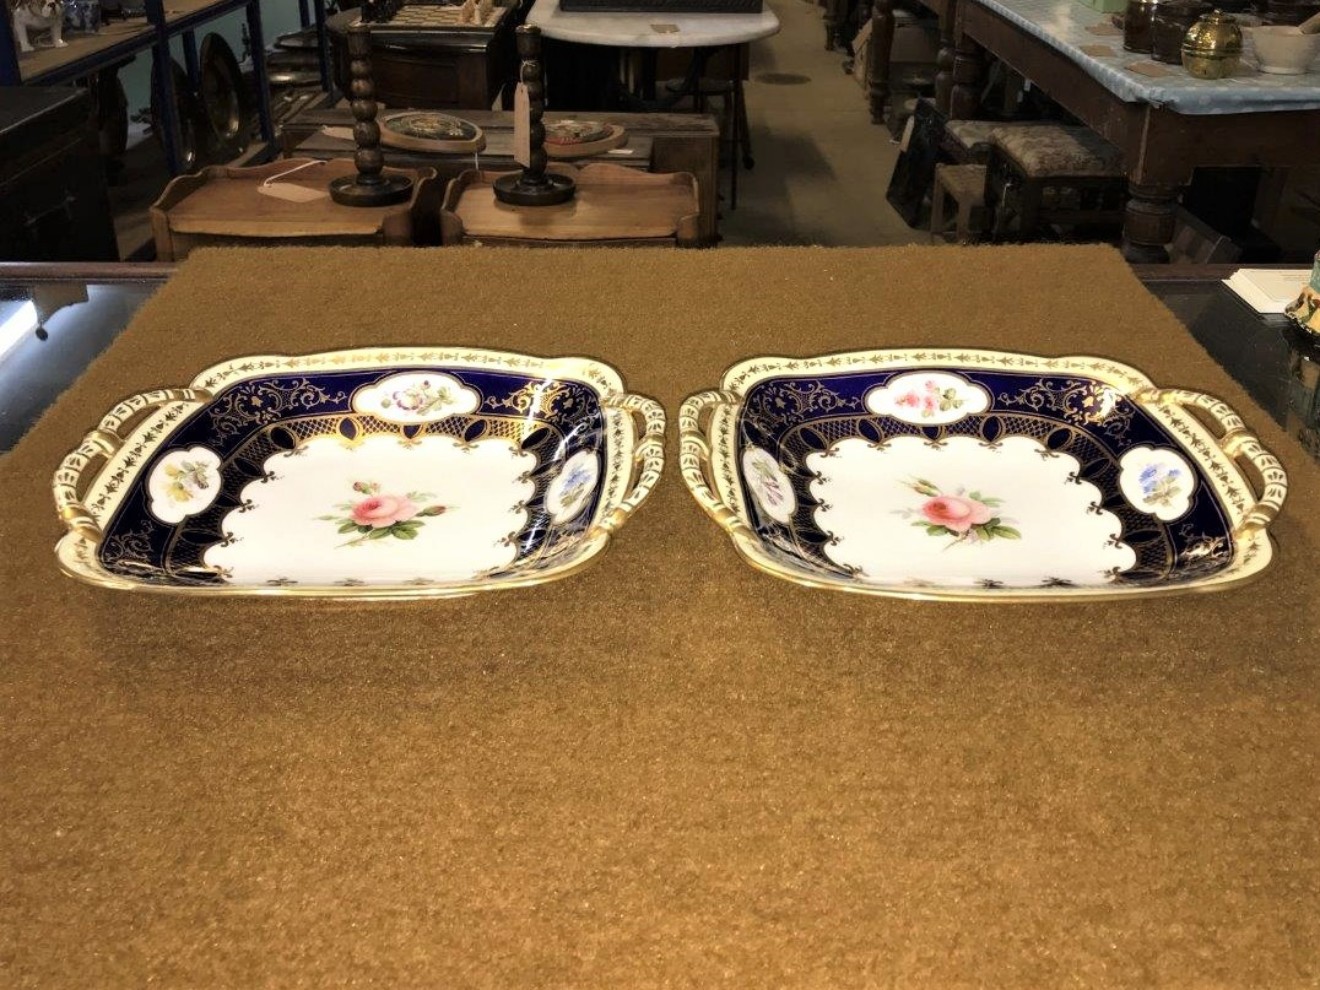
<box><xmin>97</xmin><ymin>367</ymin><xmax>606</xmax><ymax>584</ymax></box>
<box><xmin>735</xmin><ymin>368</ymin><xmax>1234</xmax><ymax>586</ymax></box>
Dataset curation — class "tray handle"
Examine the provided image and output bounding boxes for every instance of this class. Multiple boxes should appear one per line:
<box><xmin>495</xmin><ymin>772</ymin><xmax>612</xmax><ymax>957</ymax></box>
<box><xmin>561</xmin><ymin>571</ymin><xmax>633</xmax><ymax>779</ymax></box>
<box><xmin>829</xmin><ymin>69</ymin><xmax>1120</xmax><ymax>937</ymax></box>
<box><xmin>598</xmin><ymin>392</ymin><xmax>666</xmax><ymax>534</ymax></box>
<box><xmin>53</xmin><ymin>388</ymin><xmax>213</xmax><ymax>542</ymax></box>
<box><xmin>679</xmin><ymin>389</ymin><xmax>751</xmax><ymax>535</ymax></box>
<box><xmin>1143</xmin><ymin>387</ymin><xmax>1288</xmax><ymax>533</ymax></box>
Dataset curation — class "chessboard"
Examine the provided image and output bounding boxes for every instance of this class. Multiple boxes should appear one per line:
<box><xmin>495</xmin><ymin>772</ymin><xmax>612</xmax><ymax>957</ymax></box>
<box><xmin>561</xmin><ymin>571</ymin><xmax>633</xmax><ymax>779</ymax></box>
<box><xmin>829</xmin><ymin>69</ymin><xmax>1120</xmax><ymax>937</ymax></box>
<box><xmin>370</xmin><ymin>2</ymin><xmax>508</xmax><ymax>29</ymax></box>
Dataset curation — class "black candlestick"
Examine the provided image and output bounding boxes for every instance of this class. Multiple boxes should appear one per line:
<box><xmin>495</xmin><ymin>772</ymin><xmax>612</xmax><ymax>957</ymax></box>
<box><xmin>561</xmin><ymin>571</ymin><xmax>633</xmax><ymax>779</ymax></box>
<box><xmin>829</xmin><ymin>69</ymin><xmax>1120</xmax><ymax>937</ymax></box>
<box><xmin>493</xmin><ymin>25</ymin><xmax>576</xmax><ymax>207</ymax></box>
<box><xmin>330</xmin><ymin>22</ymin><xmax>414</xmax><ymax>208</ymax></box>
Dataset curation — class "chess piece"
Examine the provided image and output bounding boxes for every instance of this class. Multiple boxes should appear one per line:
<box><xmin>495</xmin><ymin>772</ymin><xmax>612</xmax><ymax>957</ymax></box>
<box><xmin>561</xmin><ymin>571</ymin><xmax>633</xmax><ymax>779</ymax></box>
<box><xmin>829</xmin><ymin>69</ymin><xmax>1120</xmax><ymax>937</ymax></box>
<box><xmin>457</xmin><ymin>0</ymin><xmax>475</xmax><ymax>23</ymax></box>
<box><xmin>330</xmin><ymin>22</ymin><xmax>414</xmax><ymax>207</ymax></box>
<box><xmin>493</xmin><ymin>26</ymin><xmax>576</xmax><ymax>207</ymax></box>
<box><xmin>477</xmin><ymin>0</ymin><xmax>494</xmax><ymax>23</ymax></box>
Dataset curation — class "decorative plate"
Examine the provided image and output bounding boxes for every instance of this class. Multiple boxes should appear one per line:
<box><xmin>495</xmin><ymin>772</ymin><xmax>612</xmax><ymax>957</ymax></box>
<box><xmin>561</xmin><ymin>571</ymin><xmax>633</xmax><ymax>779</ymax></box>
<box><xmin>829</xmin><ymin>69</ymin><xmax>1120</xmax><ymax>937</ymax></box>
<box><xmin>54</xmin><ymin>348</ymin><xmax>664</xmax><ymax>598</ymax></box>
<box><xmin>544</xmin><ymin>121</ymin><xmax>627</xmax><ymax>159</ymax></box>
<box><xmin>379</xmin><ymin>111</ymin><xmax>486</xmax><ymax>153</ymax></box>
<box><xmin>681</xmin><ymin>349</ymin><xmax>1288</xmax><ymax>601</ymax></box>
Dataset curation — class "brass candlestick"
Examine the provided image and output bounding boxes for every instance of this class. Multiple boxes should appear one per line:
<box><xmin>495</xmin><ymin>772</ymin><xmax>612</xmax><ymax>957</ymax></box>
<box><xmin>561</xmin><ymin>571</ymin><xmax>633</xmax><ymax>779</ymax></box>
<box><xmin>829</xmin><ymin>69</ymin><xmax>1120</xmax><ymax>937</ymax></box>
<box><xmin>330</xmin><ymin>21</ymin><xmax>414</xmax><ymax>207</ymax></box>
<box><xmin>493</xmin><ymin>25</ymin><xmax>576</xmax><ymax>207</ymax></box>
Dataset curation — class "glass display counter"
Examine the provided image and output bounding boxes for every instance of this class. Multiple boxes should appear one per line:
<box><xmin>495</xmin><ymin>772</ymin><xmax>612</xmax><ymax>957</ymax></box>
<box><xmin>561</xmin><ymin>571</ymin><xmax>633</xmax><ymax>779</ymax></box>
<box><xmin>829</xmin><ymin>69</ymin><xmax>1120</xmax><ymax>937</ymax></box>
<box><xmin>1</xmin><ymin>261</ymin><xmax>1317</xmax><ymax>462</ymax></box>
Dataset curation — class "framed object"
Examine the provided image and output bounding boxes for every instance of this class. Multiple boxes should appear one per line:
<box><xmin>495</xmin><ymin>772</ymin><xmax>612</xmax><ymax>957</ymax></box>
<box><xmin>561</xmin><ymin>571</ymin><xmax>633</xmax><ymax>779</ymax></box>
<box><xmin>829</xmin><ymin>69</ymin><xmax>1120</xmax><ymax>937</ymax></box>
<box><xmin>378</xmin><ymin>111</ymin><xmax>486</xmax><ymax>154</ymax></box>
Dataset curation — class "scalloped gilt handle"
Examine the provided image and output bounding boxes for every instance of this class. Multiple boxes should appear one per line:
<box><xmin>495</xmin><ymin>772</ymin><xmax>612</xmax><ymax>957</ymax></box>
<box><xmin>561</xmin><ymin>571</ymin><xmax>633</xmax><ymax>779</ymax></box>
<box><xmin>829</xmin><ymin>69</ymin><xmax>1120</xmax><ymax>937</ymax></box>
<box><xmin>1145</xmin><ymin>387</ymin><xmax>1288</xmax><ymax>533</ymax></box>
<box><xmin>53</xmin><ymin>388</ymin><xmax>213</xmax><ymax>542</ymax></box>
<box><xmin>597</xmin><ymin>392</ymin><xmax>666</xmax><ymax>534</ymax></box>
<box><xmin>679</xmin><ymin>389</ymin><xmax>749</xmax><ymax>534</ymax></box>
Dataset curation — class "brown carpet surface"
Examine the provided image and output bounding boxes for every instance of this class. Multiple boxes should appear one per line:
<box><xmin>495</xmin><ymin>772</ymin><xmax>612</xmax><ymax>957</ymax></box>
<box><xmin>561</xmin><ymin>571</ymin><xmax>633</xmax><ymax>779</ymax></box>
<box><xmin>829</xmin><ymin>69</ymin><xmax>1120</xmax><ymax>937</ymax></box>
<box><xmin>2</xmin><ymin>245</ymin><xmax>1318</xmax><ymax>988</ymax></box>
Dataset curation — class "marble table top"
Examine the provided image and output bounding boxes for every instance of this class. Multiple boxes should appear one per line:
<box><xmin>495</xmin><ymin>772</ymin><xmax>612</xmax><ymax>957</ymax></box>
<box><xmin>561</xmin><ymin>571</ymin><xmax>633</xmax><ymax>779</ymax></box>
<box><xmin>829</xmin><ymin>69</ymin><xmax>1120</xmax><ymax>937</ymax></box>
<box><xmin>976</xmin><ymin>0</ymin><xmax>1320</xmax><ymax>114</ymax></box>
<box><xmin>526</xmin><ymin>0</ymin><xmax>780</xmax><ymax>47</ymax></box>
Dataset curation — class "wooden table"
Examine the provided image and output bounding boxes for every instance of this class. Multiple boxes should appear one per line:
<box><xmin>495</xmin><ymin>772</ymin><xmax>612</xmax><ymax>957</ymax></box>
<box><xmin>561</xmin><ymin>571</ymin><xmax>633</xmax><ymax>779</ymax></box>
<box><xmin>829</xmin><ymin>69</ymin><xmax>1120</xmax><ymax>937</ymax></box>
<box><xmin>949</xmin><ymin>0</ymin><xmax>1320</xmax><ymax>262</ymax></box>
<box><xmin>3</xmin><ymin>248</ymin><xmax>1319</xmax><ymax>988</ymax></box>
<box><xmin>526</xmin><ymin>0</ymin><xmax>779</xmax><ymax>209</ymax></box>
<box><xmin>868</xmin><ymin>0</ymin><xmax>958</xmax><ymax>124</ymax></box>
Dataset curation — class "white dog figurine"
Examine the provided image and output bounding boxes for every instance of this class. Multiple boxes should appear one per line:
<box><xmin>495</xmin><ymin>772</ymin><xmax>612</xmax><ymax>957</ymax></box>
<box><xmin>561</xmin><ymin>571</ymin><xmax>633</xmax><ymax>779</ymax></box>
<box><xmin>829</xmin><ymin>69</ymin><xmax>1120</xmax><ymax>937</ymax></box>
<box><xmin>10</xmin><ymin>0</ymin><xmax>68</xmax><ymax>52</ymax></box>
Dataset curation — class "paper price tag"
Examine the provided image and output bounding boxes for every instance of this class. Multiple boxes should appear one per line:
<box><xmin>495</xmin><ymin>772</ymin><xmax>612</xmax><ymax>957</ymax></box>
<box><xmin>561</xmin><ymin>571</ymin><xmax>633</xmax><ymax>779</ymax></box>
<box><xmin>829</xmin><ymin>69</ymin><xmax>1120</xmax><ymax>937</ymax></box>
<box><xmin>1128</xmin><ymin>61</ymin><xmax>1176</xmax><ymax>77</ymax></box>
<box><xmin>258</xmin><ymin>183</ymin><xmax>328</xmax><ymax>203</ymax></box>
<box><xmin>899</xmin><ymin>113</ymin><xmax>916</xmax><ymax>153</ymax></box>
<box><xmin>513</xmin><ymin>82</ymin><xmax>531</xmax><ymax>167</ymax></box>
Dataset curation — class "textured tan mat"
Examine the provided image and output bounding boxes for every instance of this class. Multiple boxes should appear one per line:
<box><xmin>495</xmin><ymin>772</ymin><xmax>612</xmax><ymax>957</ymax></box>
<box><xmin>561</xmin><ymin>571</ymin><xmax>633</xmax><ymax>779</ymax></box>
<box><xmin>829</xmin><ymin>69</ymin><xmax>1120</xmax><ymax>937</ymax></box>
<box><xmin>1</xmin><ymin>245</ymin><xmax>1317</xmax><ymax>988</ymax></box>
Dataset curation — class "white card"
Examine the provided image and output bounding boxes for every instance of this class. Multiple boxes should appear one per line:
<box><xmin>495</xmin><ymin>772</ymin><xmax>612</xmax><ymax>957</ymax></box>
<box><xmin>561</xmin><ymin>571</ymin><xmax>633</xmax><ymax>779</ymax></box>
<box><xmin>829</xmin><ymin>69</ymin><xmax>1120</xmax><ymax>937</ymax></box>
<box><xmin>258</xmin><ymin>183</ymin><xmax>328</xmax><ymax>203</ymax></box>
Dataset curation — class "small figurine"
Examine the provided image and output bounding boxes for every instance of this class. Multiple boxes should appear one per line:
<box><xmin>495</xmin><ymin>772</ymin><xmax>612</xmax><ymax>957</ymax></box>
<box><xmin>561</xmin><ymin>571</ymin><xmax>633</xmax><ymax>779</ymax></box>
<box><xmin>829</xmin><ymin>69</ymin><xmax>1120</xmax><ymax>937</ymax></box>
<box><xmin>1285</xmin><ymin>249</ymin><xmax>1320</xmax><ymax>337</ymax></box>
<box><xmin>10</xmin><ymin>0</ymin><xmax>68</xmax><ymax>51</ymax></box>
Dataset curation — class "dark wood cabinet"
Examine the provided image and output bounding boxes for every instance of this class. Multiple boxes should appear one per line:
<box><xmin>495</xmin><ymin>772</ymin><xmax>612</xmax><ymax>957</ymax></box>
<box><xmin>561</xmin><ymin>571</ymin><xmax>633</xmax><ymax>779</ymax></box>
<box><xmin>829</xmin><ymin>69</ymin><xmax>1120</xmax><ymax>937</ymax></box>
<box><xmin>326</xmin><ymin>7</ymin><xmax>518</xmax><ymax>111</ymax></box>
<box><xmin>0</xmin><ymin>87</ymin><xmax>118</xmax><ymax>262</ymax></box>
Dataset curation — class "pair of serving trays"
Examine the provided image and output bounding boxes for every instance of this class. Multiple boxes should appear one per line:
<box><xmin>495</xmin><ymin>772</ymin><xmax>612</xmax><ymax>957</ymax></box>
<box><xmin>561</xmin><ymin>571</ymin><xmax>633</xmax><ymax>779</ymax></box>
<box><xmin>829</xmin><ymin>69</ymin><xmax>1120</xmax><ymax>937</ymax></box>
<box><xmin>53</xmin><ymin>347</ymin><xmax>1288</xmax><ymax>602</ymax></box>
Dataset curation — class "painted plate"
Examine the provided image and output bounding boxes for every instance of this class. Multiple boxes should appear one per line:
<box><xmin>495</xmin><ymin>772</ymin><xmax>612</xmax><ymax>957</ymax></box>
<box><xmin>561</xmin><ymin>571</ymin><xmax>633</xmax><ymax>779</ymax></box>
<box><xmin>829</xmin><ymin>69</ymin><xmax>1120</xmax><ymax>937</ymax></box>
<box><xmin>54</xmin><ymin>348</ymin><xmax>664</xmax><ymax>598</ymax></box>
<box><xmin>379</xmin><ymin>112</ymin><xmax>485</xmax><ymax>153</ymax></box>
<box><xmin>681</xmin><ymin>349</ymin><xmax>1288</xmax><ymax>601</ymax></box>
<box><xmin>544</xmin><ymin>121</ymin><xmax>628</xmax><ymax>159</ymax></box>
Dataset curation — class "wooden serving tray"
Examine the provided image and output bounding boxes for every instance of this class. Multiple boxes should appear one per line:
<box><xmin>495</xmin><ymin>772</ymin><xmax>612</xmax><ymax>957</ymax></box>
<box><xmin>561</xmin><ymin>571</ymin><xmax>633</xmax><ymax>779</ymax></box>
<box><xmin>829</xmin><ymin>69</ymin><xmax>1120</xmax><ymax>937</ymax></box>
<box><xmin>439</xmin><ymin>162</ymin><xmax>700</xmax><ymax>247</ymax></box>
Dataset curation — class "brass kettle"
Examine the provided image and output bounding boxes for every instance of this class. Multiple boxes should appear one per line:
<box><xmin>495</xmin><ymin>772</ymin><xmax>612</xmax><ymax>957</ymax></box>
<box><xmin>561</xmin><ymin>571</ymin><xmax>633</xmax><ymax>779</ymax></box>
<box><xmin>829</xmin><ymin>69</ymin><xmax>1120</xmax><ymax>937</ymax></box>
<box><xmin>1182</xmin><ymin>10</ymin><xmax>1244</xmax><ymax>78</ymax></box>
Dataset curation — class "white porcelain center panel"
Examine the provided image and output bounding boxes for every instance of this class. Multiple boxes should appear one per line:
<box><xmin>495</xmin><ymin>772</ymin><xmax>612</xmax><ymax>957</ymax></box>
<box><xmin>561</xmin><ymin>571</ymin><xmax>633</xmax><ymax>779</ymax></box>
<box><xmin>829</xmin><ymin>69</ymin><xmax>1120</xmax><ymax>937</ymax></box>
<box><xmin>807</xmin><ymin>435</ymin><xmax>1137</xmax><ymax>588</ymax></box>
<box><xmin>206</xmin><ymin>433</ymin><xmax>535</xmax><ymax>586</ymax></box>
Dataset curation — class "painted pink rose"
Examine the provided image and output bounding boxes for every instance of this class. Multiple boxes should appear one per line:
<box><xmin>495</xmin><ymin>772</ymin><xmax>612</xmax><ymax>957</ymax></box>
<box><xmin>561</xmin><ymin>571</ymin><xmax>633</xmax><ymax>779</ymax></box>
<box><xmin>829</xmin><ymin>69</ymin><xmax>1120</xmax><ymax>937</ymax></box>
<box><xmin>350</xmin><ymin>494</ymin><xmax>419</xmax><ymax>528</ymax></box>
<box><xmin>921</xmin><ymin>495</ymin><xmax>992</xmax><ymax>534</ymax></box>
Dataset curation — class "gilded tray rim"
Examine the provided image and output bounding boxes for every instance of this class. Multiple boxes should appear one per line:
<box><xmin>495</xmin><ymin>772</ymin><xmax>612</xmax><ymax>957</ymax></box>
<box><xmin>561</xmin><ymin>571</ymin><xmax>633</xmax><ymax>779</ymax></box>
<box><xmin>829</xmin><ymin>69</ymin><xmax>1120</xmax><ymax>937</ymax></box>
<box><xmin>680</xmin><ymin>347</ymin><xmax>1288</xmax><ymax>602</ymax></box>
<box><xmin>53</xmin><ymin>346</ymin><xmax>665</xmax><ymax>599</ymax></box>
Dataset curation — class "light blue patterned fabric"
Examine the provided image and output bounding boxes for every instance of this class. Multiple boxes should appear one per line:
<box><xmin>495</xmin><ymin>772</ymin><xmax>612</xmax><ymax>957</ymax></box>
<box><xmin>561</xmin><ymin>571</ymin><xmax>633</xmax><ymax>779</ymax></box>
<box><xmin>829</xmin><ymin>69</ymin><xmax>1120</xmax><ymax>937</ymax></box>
<box><xmin>976</xmin><ymin>0</ymin><xmax>1320</xmax><ymax>114</ymax></box>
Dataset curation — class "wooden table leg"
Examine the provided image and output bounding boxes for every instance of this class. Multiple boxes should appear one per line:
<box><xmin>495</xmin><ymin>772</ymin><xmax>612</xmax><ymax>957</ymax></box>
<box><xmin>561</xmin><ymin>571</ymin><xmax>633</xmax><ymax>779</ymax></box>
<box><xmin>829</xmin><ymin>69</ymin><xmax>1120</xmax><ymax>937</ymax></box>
<box><xmin>934</xmin><ymin>13</ymin><xmax>955</xmax><ymax>114</ymax></box>
<box><xmin>949</xmin><ymin>28</ymin><xmax>984</xmax><ymax>119</ymax></box>
<box><xmin>867</xmin><ymin>0</ymin><xmax>896</xmax><ymax>125</ymax></box>
<box><xmin>1122</xmin><ymin>180</ymin><xmax>1179</xmax><ymax>264</ymax></box>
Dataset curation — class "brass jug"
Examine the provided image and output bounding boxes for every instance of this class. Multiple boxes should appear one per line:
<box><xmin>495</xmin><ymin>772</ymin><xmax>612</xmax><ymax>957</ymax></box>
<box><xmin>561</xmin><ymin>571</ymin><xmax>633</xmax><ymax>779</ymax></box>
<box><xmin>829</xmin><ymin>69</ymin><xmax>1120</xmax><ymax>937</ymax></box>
<box><xmin>1181</xmin><ymin>10</ymin><xmax>1244</xmax><ymax>78</ymax></box>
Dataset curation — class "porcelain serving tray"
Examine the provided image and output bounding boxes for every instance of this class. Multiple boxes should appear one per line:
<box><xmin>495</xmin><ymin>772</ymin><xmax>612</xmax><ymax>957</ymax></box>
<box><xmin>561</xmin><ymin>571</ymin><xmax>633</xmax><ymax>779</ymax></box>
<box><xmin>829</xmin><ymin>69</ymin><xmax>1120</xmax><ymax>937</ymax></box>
<box><xmin>681</xmin><ymin>349</ymin><xmax>1288</xmax><ymax>601</ymax></box>
<box><xmin>54</xmin><ymin>348</ymin><xmax>664</xmax><ymax>598</ymax></box>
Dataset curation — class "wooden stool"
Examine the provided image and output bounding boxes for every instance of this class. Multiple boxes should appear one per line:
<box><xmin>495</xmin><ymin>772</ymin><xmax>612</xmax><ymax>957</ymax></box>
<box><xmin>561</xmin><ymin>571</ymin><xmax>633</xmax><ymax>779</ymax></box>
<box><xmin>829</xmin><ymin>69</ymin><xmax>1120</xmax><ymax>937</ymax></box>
<box><xmin>940</xmin><ymin>118</ymin><xmax>1049</xmax><ymax>164</ymax></box>
<box><xmin>930</xmin><ymin>163</ymin><xmax>988</xmax><ymax>244</ymax></box>
<box><xmin>984</xmin><ymin>125</ymin><xmax>1126</xmax><ymax>243</ymax></box>
<box><xmin>440</xmin><ymin>163</ymin><xmax>701</xmax><ymax>248</ymax></box>
<box><xmin>150</xmin><ymin>158</ymin><xmax>438</xmax><ymax>261</ymax></box>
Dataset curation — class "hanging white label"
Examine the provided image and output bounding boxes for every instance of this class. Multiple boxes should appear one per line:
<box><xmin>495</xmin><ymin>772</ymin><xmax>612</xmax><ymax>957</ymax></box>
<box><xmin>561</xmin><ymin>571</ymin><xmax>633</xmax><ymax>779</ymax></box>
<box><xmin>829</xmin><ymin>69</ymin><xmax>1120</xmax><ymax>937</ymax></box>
<box><xmin>513</xmin><ymin>82</ymin><xmax>531</xmax><ymax>168</ymax></box>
